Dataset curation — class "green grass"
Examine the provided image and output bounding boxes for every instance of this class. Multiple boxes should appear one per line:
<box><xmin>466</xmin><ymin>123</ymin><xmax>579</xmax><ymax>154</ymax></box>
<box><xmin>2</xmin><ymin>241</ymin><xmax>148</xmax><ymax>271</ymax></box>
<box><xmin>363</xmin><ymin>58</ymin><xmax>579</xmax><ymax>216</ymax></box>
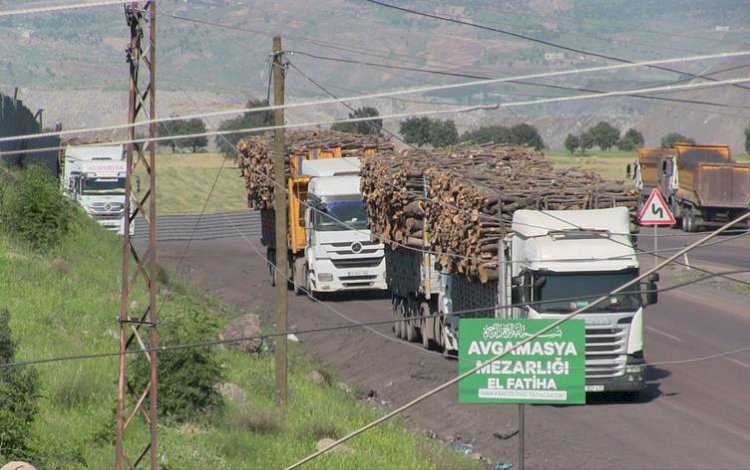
<box><xmin>134</xmin><ymin>152</ymin><xmax>247</xmax><ymax>214</ymax></box>
<box><xmin>0</xmin><ymin>208</ymin><xmax>477</xmax><ymax>469</ymax></box>
<box><xmin>546</xmin><ymin>148</ymin><xmax>634</xmax><ymax>182</ymax></box>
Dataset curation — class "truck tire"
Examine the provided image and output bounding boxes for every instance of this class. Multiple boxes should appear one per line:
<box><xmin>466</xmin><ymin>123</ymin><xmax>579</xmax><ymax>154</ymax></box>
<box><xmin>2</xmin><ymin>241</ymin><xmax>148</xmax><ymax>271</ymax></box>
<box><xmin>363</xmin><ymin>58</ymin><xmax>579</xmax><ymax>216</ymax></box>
<box><xmin>683</xmin><ymin>206</ymin><xmax>697</xmax><ymax>232</ymax></box>
<box><xmin>405</xmin><ymin>297</ymin><xmax>420</xmax><ymax>343</ymax></box>
<box><xmin>394</xmin><ymin>298</ymin><xmax>406</xmax><ymax>339</ymax></box>
<box><xmin>267</xmin><ymin>248</ymin><xmax>276</xmax><ymax>287</ymax></box>
<box><xmin>293</xmin><ymin>258</ymin><xmax>306</xmax><ymax>296</ymax></box>
<box><xmin>420</xmin><ymin>302</ymin><xmax>438</xmax><ymax>350</ymax></box>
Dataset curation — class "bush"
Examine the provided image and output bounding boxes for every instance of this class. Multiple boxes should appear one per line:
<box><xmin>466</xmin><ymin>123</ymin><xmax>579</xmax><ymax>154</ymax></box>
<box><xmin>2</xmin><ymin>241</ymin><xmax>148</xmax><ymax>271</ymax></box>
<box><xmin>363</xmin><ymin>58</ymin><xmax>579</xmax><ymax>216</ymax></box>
<box><xmin>0</xmin><ymin>308</ymin><xmax>41</xmax><ymax>460</ymax></box>
<box><xmin>460</xmin><ymin>125</ymin><xmax>512</xmax><ymax>145</ymax></box>
<box><xmin>619</xmin><ymin>128</ymin><xmax>645</xmax><ymax>151</ymax></box>
<box><xmin>331</xmin><ymin>107</ymin><xmax>382</xmax><ymax>135</ymax></box>
<box><xmin>509</xmin><ymin>123</ymin><xmax>545</xmax><ymax>150</ymax></box>
<box><xmin>428</xmin><ymin>119</ymin><xmax>458</xmax><ymax>147</ymax></box>
<box><xmin>660</xmin><ymin>132</ymin><xmax>695</xmax><ymax>149</ymax></box>
<box><xmin>0</xmin><ymin>167</ymin><xmax>75</xmax><ymax>253</ymax></box>
<box><xmin>131</xmin><ymin>305</ymin><xmax>223</xmax><ymax>423</ymax></box>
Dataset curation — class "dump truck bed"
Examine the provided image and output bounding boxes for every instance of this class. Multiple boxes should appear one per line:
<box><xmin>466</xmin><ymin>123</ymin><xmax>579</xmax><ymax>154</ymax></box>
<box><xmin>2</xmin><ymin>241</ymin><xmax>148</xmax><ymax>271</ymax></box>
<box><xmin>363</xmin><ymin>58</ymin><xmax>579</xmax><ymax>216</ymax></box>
<box><xmin>683</xmin><ymin>163</ymin><xmax>750</xmax><ymax>208</ymax></box>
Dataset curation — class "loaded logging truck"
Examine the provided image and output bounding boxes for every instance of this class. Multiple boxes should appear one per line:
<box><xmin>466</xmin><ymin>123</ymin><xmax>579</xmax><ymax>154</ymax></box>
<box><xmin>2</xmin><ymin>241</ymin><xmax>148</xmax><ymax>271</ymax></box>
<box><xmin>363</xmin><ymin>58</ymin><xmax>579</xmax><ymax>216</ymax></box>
<box><xmin>389</xmin><ymin>207</ymin><xmax>658</xmax><ymax>393</ymax></box>
<box><xmin>61</xmin><ymin>145</ymin><xmax>132</xmax><ymax>235</ymax></box>
<box><xmin>629</xmin><ymin>143</ymin><xmax>750</xmax><ymax>231</ymax></box>
<box><xmin>262</xmin><ymin>155</ymin><xmax>387</xmax><ymax>296</ymax></box>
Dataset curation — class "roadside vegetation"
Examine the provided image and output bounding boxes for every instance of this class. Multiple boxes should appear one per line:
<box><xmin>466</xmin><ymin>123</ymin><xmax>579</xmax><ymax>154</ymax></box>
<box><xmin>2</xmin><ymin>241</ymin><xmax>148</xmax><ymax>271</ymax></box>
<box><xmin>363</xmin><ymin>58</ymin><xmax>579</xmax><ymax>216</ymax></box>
<box><xmin>0</xmin><ymin>168</ymin><xmax>475</xmax><ymax>469</ymax></box>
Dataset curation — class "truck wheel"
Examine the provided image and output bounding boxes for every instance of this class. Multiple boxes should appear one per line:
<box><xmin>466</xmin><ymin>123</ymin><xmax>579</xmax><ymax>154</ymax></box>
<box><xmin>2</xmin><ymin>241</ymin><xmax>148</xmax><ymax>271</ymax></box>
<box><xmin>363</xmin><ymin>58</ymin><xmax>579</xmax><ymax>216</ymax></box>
<box><xmin>293</xmin><ymin>258</ymin><xmax>305</xmax><ymax>295</ymax></box>
<box><xmin>267</xmin><ymin>249</ymin><xmax>276</xmax><ymax>287</ymax></box>
<box><xmin>683</xmin><ymin>207</ymin><xmax>696</xmax><ymax>232</ymax></box>
<box><xmin>420</xmin><ymin>302</ymin><xmax>438</xmax><ymax>350</ymax></box>
<box><xmin>405</xmin><ymin>298</ymin><xmax>420</xmax><ymax>343</ymax></box>
<box><xmin>395</xmin><ymin>298</ymin><xmax>406</xmax><ymax>339</ymax></box>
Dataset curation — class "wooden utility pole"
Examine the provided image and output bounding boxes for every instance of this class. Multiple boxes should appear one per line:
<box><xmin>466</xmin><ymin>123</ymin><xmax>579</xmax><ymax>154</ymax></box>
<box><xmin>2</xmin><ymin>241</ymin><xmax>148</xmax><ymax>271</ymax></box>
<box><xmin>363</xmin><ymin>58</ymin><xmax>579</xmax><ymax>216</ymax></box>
<box><xmin>116</xmin><ymin>2</ymin><xmax>158</xmax><ymax>468</ymax></box>
<box><xmin>272</xmin><ymin>36</ymin><xmax>288</xmax><ymax>408</ymax></box>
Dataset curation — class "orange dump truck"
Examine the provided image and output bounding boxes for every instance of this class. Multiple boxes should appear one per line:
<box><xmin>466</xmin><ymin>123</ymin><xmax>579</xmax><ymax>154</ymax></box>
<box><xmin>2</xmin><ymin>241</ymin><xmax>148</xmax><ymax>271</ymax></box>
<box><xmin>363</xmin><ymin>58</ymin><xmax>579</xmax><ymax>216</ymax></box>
<box><xmin>630</xmin><ymin>144</ymin><xmax>750</xmax><ymax>231</ymax></box>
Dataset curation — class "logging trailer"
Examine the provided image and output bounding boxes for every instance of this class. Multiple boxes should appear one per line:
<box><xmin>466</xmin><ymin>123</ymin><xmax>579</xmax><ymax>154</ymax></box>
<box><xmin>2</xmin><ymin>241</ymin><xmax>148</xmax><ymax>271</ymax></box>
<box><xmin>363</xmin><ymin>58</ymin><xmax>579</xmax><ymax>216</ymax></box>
<box><xmin>389</xmin><ymin>207</ymin><xmax>657</xmax><ymax>393</ymax></box>
<box><xmin>262</xmin><ymin>149</ymin><xmax>387</xmax><ymax>295</ymax></box>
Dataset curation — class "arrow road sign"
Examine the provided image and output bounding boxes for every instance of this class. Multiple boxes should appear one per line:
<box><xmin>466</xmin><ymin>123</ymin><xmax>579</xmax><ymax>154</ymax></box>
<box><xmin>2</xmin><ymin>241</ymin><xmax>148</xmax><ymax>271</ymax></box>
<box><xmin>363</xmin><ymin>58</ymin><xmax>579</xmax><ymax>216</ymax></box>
<box><xmin>638</xmin><ymin>188</ymin><xmax>676</xmax><ymax>226</ymax></box>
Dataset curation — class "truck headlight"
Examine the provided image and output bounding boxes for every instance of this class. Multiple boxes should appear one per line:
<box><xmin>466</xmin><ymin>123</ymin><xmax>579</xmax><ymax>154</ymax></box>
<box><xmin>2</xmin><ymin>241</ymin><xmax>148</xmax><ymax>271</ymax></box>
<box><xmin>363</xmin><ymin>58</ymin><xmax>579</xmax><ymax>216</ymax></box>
<box><xmin>318</xmin><ymin>273</ymin><xmax>333</xmax><ymax>282</ymax></box>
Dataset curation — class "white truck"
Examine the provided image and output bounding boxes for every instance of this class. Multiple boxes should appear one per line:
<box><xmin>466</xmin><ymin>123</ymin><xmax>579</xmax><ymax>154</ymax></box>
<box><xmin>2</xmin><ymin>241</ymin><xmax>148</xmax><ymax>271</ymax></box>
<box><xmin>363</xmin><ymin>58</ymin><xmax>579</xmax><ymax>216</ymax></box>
<box><xmin>263</xmin><ymin>157</ymin><xmax>387</xmax><ymax>295</ymax></box>
<box><xmin>390</xmin><ymin>207</ymin><xmax>657</xmax><ymax>393</ymax></box>
<box><xmin>62</xmin><ymin>145</ymin><xmax>130</xmax><ymax>235</ymax></box>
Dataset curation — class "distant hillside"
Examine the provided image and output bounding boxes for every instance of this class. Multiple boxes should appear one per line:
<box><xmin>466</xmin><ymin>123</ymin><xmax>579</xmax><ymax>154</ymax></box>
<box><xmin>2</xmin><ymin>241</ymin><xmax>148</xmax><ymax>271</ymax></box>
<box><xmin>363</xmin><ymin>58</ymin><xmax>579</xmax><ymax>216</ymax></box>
<box><xmin>2</xmin><ymin>0</ymin><xmax>749</xmax><ymax>149</ymax></box>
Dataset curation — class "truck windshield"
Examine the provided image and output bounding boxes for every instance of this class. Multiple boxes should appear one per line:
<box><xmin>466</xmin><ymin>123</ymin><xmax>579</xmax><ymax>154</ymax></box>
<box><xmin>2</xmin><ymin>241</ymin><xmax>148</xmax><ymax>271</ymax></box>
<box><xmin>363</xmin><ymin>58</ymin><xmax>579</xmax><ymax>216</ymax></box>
<box><xmin>534</xmin><ymin>270</ymin><xmax>641</xmax><ymax>313</ymax></box>
<box><xmin>314</xmin><ymin>200</ymin><xmax>368</xmax><ymax>232</ymax></box>
<box><xmin>82</xmin><ymin>178</ymin><xmax>126</xmax><ymax>195</ymax></box>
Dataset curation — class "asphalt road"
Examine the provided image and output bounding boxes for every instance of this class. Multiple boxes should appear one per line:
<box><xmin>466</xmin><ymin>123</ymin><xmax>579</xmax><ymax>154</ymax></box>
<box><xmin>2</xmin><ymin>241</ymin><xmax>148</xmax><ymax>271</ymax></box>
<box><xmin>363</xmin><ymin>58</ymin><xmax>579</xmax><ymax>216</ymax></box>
<box><xmin>635</xmin><ymin>226</ymin><xmax>750</xmax><ymax>271</ymax></box>
<box><xmin>155</xmin><ymin>235</ymin><xmax>750</xmax><ymax>469</ymax></box>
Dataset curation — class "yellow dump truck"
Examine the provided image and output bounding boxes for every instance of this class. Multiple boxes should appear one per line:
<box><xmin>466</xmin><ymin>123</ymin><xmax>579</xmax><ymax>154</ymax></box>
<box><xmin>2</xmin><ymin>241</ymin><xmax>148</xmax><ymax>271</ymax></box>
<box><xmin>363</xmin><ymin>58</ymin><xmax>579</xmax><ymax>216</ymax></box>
<box><xmin>630</xmin><ymin>144</ymin><xmax>750</xmax><ymax>231</ymax></box>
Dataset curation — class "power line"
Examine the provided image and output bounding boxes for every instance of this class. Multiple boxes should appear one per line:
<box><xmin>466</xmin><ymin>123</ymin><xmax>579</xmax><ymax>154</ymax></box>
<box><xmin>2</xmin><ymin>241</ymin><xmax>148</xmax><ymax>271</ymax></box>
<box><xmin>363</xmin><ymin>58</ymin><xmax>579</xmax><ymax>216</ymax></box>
<box><xmin>285</xmin><ymin>209</ymin><xmax>750</xmax><ymax>468</ymax></box>
<box><xmin>4</xmin><ymin>48</ymin><xmax>750</xmax><ymax>146</ymax></box>
<box><xmin>358</xmin><ymin>0</ymin><xmax>750</xmax><ymax>94</ymax></box>
<box><xmin>2</xmin><ymin>258</ymin><xmax>744</xmax><ymax>370</ymax></box>
<box><xmin>4</xmin><ymin>72</ymin><xmax>750</xmax><ymax>158</ymax></box>
<box><xmin>0</xmin><ymin>0</ymin><xmax>128</xmax><ymax>17</ymax></box>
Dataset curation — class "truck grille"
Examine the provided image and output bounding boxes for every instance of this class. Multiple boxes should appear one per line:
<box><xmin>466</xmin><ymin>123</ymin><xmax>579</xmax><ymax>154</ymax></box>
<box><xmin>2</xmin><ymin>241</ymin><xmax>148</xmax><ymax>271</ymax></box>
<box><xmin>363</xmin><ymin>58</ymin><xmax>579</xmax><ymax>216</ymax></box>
<box><xmin>328</xmin><ymin>241</ymin><xmax>381</xmax><ymax>255</ymax></box>
<box><xmin>331</xmin><ymin>258</ymin><xmax>382</xmax><ymax>269</ymax></box>
<box><xmin>585</xmin><ymin>326</ymin><xmax>628</xmax><ymax>379</ymax></box>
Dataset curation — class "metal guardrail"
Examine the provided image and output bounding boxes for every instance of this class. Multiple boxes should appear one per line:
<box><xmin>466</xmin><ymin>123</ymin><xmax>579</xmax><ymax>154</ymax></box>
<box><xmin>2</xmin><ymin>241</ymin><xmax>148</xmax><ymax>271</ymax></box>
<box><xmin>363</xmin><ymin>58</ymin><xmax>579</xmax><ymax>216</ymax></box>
<box><xmin>133</xmin><ymin>211</ymin><xmax>261</xmax><ymax>241</ymax></box>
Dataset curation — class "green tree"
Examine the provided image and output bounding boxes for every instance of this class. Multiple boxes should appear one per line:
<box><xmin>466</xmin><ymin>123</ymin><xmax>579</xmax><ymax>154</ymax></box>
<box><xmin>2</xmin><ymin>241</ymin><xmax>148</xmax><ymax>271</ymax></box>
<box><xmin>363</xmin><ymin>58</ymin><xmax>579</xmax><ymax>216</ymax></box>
<box><xmin>618</xmin><ymin>128</ymin><xmax>645</xmax><ymax>151</ymax></box>
<box><xmin>509</xmin><ymin>123</ymin><xmax>545</xmax><ymax>150</ymax></box>
<box><xmin>579</xmin><ymin>130</ymin><xmax>595</xmax><ymax>153</ymax></box>
<box><xmin>399</xmin><ymin>117</ymin><xmax>432</xmax><ymax>147</ymax></box>
<box><xmin>157</xmin><ymin>117</ymin><xmax>183</xmax><ymax>153</ymax></box>
<box><xmin>744</xmin><ymin>124</ymin><xmax>750</xmax><ymax>155</ymax></box>
<box><xmin>460</xmin><ymin>125</ymin><xmax>512</xmax><ymax>144</ymax></box>
<box><xmin>589</xmin><ymin>121</ymin><xmax>620</xmax><ymax>150</ymax></box>
<box><xmin>215</xmin><ymin>99</ymin><xmax>274</xmax><ymax>157</ymax></box>
<box><xmin>0</xmin><ymin>308</ymin><xmax>40</xmax><ymax>460</ymax></box>
<box><xmin>660</xmin><ymin>132</ymin><xmax>695</xmax><ymax>149</ymax></box>
<box><xmin>564</xmin><ymin>133</ymin><xmax>580</xmax><ymax>155</ymax></box>
<box><xmin>331</xmin><ymin>106</ymin><xmax>383</xmax><ymax>135</ymax></box>
<box><xmin>179</xmin><ymin>118</ymin><xmax>209</xmax><ymax>153</ymax></box>
<box><xmin>428</xmin><ymin>119</ymin><xmax>459</xmax><ymax>147</ymax></box>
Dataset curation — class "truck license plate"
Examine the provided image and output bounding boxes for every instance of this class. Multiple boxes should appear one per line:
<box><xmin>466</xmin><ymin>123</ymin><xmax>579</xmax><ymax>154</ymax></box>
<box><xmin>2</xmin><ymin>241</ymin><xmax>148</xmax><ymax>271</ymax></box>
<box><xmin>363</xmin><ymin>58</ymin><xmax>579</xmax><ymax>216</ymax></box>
<box><xmin>348</xmin><ymin>271</ymin><xmax>369</xmax><ymax>277</ymax></box>
<box><xmin>585</xmin><ymin>385</ymin><xmax>604</xmax><ymax>392</ymax></box>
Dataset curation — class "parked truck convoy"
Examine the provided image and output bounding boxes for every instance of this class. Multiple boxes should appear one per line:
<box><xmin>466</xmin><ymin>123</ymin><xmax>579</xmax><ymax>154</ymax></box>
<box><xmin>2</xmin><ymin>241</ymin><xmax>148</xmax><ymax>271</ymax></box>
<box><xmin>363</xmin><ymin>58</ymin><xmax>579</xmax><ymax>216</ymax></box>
<box><xmin>61</xmin><ymin>145</ymin><xmax>130</xmax><ymax>235</ymax></box>
<box><xmin>630</xmin><ymin>143</ymin><xmax>750</xmax><ymax>231</ymax></box>
<box><xmin>259</xmin><ymin>150</ymin><xmax>387</xmax><ymax>295</ymax></box>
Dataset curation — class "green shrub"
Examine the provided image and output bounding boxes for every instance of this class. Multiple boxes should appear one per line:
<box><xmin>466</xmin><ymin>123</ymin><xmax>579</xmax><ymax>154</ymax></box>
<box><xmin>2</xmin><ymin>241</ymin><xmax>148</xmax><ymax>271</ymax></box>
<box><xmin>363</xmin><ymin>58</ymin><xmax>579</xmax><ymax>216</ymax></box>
<box><xmin>0</xmin><ymin>308</ymin><xmax>41</xmax><ymax>460</ymax></box>
<box><xmin>0</xmin><ymin>167</ymin><xmax>75</xmax><ymax>253</ymax></box>
<box><xmin>131</xmin><ymin>305</ymin><xmax>223</xmax><ymax>423</ymax></box>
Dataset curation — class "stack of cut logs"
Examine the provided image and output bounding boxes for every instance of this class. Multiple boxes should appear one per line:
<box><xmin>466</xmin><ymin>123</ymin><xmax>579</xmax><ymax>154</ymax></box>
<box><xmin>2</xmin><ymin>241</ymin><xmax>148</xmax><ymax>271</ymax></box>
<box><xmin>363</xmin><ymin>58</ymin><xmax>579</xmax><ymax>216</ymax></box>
<box><xmin>238</xmin><ymin>130</ymin><xmax>394</xmax><ymax>210</ymax></box>
<box><xmin>361</xmin><ymin>143</ymin><xmax>639</xmax><ymax>283</ymax></box>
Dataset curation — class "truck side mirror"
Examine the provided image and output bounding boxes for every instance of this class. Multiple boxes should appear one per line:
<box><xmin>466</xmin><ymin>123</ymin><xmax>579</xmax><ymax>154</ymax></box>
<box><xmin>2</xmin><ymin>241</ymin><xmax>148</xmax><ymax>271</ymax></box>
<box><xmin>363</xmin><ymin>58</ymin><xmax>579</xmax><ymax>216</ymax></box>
<box><xmin>661</xmin><ymin>160</ymin><xmax>668</xmax><ymax>173</ymax></box>
<box><xmin>647</xmin><ymin>273</ymin><xmax>660</xmax><ymax>283</ymax></box>
<box><xmin>511</xmin><ymin>274</ymin><xmax>524</xmax><ymax>287</ymax></box>
<box><xmin>626</xmin><ymin>163</ymin><xmax>631</xmax><ymax>178</ymax></box>
<box><xmin>533</xmin><ymin>275</ymin><xmax>547</xmax><ymax>288</ymax></box>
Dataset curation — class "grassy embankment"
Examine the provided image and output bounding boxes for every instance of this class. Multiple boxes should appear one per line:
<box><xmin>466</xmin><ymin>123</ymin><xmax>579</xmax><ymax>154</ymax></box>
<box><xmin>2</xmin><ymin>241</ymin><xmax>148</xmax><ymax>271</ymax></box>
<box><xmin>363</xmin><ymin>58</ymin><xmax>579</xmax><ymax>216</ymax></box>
<box><xmin>0</xmin><ymin>202</ymin><xmax>475</xmax><ymax>468</ymax></box>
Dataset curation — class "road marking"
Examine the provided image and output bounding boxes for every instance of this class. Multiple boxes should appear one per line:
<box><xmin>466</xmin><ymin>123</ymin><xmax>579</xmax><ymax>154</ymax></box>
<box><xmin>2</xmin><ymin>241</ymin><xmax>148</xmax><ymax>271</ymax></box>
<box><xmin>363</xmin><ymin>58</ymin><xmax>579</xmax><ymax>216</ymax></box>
<box><xmin>646</xmin><ymin>325</ymin><xmax>684</xmax><ymax>342</ymax></box>
<box><xmin>723</xmin><ymin>356</ymin><xmax>750</xmax><ymax>371</ymax></box>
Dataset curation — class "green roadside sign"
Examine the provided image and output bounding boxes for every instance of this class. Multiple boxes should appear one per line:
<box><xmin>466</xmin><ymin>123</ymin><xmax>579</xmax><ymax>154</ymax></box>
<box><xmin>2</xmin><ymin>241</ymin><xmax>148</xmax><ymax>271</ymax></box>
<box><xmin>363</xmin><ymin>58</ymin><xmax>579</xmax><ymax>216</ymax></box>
<box><xmin>458</xmin><ymin>318</ymin><xmax>586</xmax><ymax>405</ymax></box>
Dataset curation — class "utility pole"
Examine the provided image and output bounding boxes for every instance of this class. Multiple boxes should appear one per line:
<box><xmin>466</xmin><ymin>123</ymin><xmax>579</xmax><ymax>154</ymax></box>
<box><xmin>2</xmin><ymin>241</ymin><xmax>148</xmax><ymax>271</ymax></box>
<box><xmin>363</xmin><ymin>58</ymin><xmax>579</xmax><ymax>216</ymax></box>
<box><xmin>116</xmin><ymin>2</ymin><xmax>158</xmax><ymax>469</ymax></box>
<box><xmin>272</xmin><ymin>36</ymin><xmax>288</xmax><ymax>408</ymax></box>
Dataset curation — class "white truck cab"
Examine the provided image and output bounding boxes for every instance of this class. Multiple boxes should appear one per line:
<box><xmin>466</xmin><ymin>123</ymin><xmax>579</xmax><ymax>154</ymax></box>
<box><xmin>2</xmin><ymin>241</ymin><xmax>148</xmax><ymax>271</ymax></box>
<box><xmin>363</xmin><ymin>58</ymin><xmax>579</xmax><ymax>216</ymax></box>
<box><xmin>300</xmin><ymin>158</ymin><xmax>387</xmax><ymax>293</ymax></box>
<box><xmin>440</xmin><ymin>207</ymin><xmax>656</xmax><ymax>393</ymax></box>
<box><xmin>62</xmin><ymin>145</ymin><xmax>131</xmax><ymax>235</ymax></box>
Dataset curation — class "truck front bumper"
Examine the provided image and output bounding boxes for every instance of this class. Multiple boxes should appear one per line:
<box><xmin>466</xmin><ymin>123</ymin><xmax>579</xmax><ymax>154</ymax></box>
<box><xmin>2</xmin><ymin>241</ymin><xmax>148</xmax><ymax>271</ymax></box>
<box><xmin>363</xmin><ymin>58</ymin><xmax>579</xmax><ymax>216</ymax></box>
<box><xmin>585</xmin><ymin>356</ymin><xmax>645</xmax><ymax>393</ymax></box>
<box><xmin>311</xmin><ymin>258</ymin><xmax>387</xmax><ymax>292</ymax></box>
